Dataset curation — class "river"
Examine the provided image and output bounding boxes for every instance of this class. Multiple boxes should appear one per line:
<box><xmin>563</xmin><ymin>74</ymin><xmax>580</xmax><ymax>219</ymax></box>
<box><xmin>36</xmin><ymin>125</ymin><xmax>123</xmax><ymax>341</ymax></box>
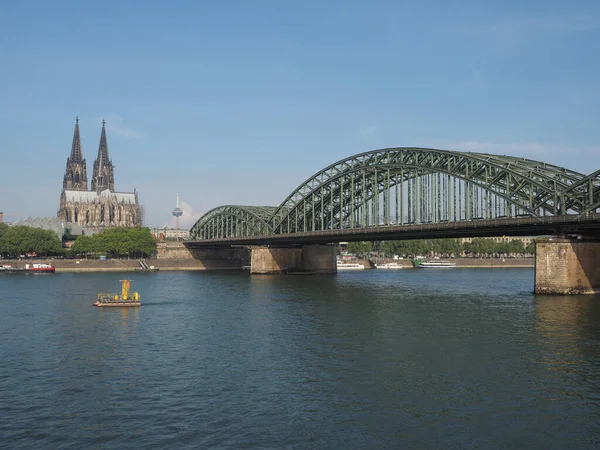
<box><xmin>1</xmin><ymin>269</ymin><xmax>599</xmax><ymax>448</ymax></box>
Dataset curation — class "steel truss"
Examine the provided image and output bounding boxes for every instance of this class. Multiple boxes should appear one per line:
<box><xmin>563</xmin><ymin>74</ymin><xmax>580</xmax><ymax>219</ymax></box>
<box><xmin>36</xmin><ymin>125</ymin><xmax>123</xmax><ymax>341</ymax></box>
<box><xmin>189</xmin><ymin>148</ymin><xmax>600</xmax><ymax>240</ymax></box>
<box><xmin>190</xmin><ymin>205</ymin><xmax>278</xmax><ymax>240</ymax></box>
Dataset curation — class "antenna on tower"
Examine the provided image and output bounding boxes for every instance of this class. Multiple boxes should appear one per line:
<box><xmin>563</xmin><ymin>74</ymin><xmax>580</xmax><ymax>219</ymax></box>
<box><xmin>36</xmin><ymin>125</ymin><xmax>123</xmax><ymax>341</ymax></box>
<box><xmin>172</xmin><ymin>192</ymin><xmax>183</xmax><ymax>231</ymax></box>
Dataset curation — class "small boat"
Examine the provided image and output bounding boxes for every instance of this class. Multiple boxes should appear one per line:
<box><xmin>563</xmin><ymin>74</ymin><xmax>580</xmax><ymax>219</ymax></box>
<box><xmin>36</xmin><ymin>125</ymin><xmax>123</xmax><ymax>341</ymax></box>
<box><xmin>375</xmin><ymin>262</ymin><xmax>403</xmax><ymax>269</ymax></box>
<box><xmin>24</xmin><ymin>263</ymin><xmax>55</xmax><ymax>273</ymax></box>
<box><xmin>416</xmin><ymin>260</ymin><xmax>456</xmax><ymax>268</ymax></box>
<box><xmin>336</xmin><ymin>261</ymin><xmax>365</xmax><ymax>270</ymax></box>
<box><xmin>0</xmin><ymin>264</ymin><xmax>23</xmax><ymax>273</ymax></box>
<box><xmin>94</xmin><ymin>279</ymin><xmax>141</xmax><ymax>307</ymax></box>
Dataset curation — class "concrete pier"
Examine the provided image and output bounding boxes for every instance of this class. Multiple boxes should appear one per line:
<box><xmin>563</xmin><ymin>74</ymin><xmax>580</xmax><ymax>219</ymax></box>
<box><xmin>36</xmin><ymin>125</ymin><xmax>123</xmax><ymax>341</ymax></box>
<box><xmin>189</xmin><ymin>247</ymin><xmax>250</xmax><ymax>270</ymax></box>
<box><xmin>250</xmin><ymin>245</ymin><xmax>337</xmax><ymax>274</ymax></box>
<box><xmin>535</xmin><ymin>239</ymin><xmax>600</xmax><ymax>294</ymax></box>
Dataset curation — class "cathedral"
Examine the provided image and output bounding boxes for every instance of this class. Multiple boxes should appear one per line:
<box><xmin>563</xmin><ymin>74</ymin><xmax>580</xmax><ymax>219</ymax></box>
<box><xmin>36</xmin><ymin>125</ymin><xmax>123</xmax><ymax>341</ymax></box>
<box><xmin>57</xmin><ymin>118</ymin><xmax>142</xmax><ymax>230</ymax></box>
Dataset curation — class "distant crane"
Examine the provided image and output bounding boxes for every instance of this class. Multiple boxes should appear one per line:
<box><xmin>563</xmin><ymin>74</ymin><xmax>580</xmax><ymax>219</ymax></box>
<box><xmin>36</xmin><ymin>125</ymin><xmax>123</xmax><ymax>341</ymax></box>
<box><xmin>172</xmin><ymin>194</ymin><xmax>183</xmax><ymax>230</ymax></box>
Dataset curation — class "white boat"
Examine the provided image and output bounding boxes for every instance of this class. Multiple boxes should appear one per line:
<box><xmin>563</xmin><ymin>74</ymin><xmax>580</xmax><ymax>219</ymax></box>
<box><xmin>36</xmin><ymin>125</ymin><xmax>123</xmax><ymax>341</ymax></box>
<box><xmin>375</xmin><ymin>262</ymin><xmax>403</xmax><ymax>269</ymax></box>
<box><xmin>336</xmin><ymin>261</ymin><xmax>365</xmax><ymax>270</ymax></box>
<box><xmin>417</xmin><ymin>260</ymin><xmax>456</xmax><ymax>268</ymax></box>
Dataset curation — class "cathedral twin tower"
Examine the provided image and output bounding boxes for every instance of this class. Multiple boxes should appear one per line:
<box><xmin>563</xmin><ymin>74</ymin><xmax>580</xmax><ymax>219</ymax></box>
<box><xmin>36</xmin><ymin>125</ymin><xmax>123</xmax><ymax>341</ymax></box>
<box><xmin>58</xmin><ymin>118</ymin><xmax>141</xmax><ymax>229</ymax></box>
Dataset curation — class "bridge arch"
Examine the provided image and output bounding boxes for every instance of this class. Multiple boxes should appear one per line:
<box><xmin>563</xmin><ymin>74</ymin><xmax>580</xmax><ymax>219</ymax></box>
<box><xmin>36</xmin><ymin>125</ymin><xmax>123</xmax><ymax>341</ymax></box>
<box><xmin>269</xmin><ymin>148</ymin><xmax>592</xmax><ymax>234</ymax></box>
<box><xmin>190</xmin><ymin>147</ymin><xmax>600</xmax><ymax>239</ymax></box>
<box><xmin>189</xmin><ymin>205</ymin><xmax>277</xmax><ymax>240</ymax></box>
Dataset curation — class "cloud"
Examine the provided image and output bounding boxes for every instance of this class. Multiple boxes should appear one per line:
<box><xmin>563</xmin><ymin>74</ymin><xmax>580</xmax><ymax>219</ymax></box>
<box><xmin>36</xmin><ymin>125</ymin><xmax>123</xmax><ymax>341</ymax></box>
<box><xmin>164</xmin><ymin>201</ymin><xmax>202</xmax><ymax>229</ymax></box>
<box><xmin>470</xmin><ymin>17</ymin><xmax>599</xmax><ymax>37</ymax></box>
<box><xmin>431</xmin><ymin>140</ymin><xmax>547</xmax><ymax>155</ymax></box>
<box><xmin>478</xmin><ymin>17</ymin><xmax>600</xmax><ymax>35</ymax></box>
<box><xmin>466</xmin><ymin>16</ymin><xmax>600</xmax><ymax>48</ymax></box>
<box><xmin>96</xmin><ymin>114</ymin><xmax>144</xmax><ymax>140</ymax></box>
<box><xmin>418</xmin><ymin>138</ymin><xmax>600</xmax><ymax>158</ymax></box>
<box><xmin>358</xmin><ymin>125</ymin><xmax>378</xmax><ymax>139</ymax></box>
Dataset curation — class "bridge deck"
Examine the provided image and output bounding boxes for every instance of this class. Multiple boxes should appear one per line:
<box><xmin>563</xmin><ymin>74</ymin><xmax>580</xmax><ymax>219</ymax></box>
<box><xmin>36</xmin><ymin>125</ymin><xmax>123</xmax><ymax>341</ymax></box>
<box><xmin>185</xmin><ymin>214</ymin><xmax>600</xmax><ymax>248</ymax></box>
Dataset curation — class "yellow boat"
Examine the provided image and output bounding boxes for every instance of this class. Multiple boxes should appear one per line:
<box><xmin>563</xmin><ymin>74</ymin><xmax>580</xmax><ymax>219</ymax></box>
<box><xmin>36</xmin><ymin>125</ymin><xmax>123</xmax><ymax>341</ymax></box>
<box><xmin>94</xmin><ymin>279</ymin><xmax>141</xmax><ymax>307</ymax></box>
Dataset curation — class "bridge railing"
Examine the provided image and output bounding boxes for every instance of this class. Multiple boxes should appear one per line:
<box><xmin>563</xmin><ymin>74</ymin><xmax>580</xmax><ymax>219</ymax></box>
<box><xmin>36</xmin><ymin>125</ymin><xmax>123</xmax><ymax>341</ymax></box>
<box><xmin>185</xmin><ymin>213</ymin><xmax>600</xmax><ymax>246</ymax></box>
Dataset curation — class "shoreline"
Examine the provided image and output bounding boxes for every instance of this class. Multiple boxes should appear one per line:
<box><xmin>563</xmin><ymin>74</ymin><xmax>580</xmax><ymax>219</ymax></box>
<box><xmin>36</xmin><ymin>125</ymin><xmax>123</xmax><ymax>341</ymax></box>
<box><xmin>356</xmin><ymin>258</ymin><xmax>534</xmax><ymax>270</ymax></box>
<box><xmin>1</xmin><ymin>257</ymin><xmax>534</xmax><ymax>272</ymax></box>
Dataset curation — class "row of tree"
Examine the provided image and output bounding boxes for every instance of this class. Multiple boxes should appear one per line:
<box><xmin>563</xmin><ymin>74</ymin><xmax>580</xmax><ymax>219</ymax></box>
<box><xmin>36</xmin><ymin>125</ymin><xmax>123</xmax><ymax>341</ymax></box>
<box><xmin>346</xmin><ymin>238</ymin><xmax>536</xmax><ymax>258</ymax></box>
<box><xmin>71</xmin><ymin>227</ymin><xmax>156</xmax><ymax>258</ymax></box>
<box><xmin>0</xmin><ymin>223</ymin><xmax>64</xmax><ymax>257</ymax></box>
<box><xmin>0</xmin><ymin>224</ymin><xmax>157</xmax><ymax>259</ymax></box>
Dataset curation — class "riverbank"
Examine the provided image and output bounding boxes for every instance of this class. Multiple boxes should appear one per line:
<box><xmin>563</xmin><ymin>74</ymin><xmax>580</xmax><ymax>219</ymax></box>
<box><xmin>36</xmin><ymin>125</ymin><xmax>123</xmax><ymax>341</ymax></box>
<box><xmin>356</xmin><ymin>257</ymin><xmax>534</xmax><ymax>269</ymax></box>
<box><xmin>1</xmin><ymin>257</ymin><xmax>534</xmax><ymax>272</ymax></box>
<box><xmin>1</xmin><ymin>259</ymin><xmax>211</xmax><ymax>272</ymax></box>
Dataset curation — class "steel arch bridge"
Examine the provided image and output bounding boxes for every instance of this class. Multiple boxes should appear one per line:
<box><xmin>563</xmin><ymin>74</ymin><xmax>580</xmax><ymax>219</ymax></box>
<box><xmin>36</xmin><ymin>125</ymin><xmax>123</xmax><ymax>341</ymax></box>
<box><xmin>189</xmin><ymin>147</ymin><xmax>600</xmax><ymax>241</ymax></box>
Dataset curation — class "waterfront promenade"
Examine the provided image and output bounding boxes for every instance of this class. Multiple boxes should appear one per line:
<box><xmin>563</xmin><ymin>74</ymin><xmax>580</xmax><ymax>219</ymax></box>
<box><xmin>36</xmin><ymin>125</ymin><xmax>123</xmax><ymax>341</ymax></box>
<box><xmin>0</xmin><ymin>257</ymin><xmax>534</xmax><ymax>272</ymax></box>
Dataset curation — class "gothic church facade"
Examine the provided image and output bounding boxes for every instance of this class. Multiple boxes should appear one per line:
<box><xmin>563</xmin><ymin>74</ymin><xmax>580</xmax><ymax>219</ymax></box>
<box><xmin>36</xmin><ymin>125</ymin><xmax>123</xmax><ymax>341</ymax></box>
<box><xmin>58</xmin><ymin>119</ymin><xmax>142</xmax><ymax>230</ymax></box>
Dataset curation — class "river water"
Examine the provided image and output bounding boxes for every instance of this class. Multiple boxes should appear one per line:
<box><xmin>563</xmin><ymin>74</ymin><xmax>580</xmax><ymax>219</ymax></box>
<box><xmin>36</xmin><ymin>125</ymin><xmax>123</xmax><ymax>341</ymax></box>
<box><xmin>1</xmin><ymin>269</ymin><xmax>599</xmax><ymax>449</ymax></box>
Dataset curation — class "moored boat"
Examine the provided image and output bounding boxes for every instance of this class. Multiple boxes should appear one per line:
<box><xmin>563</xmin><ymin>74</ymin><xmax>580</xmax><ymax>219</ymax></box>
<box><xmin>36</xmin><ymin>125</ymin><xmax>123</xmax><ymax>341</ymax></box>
<box><xmin>94</xmin><ymin>279</ymin><xmax>141</xmax><ymax>307</ymax></box>
<box><xmin>375</xmin><ymin>262</ymin><xmax>403</xmax><ymax>269</ymax></box>
<box><xmin>24</xmin><ymin>263</ymin><xmax>56</xmax><ymax>273</ymax></box>
<box><xmin>337</xmin><ymin>261</ymin><xmax>365</xmax><ymax>270</ymax></box>
<box><xmin>416</xmin><ymin>260</ymin><xmax>456</xmax><ymax>268</ymax></box>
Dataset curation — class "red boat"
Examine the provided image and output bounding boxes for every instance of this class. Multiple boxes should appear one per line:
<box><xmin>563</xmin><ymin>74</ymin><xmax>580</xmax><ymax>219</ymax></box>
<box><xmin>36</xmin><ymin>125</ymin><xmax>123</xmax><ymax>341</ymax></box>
<box><xmin>24</xmin><ymin>263</ymin><xmax>56</xmax><ymax>273</ymax></box>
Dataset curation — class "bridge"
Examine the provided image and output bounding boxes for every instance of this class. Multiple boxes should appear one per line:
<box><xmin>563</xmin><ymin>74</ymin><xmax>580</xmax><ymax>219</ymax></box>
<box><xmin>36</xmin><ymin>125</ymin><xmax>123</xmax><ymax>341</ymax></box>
<box><xmin>184</xmin><ymin>147</ymin><xmax>600</xmax><ymax>294</ymax></box>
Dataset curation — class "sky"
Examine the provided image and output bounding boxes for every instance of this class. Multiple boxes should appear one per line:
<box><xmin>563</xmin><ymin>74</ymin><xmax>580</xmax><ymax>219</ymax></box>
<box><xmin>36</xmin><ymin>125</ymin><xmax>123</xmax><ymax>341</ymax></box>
<box><xmin>1</xmin><ymin>0</ymin><xmax>599</xmax><ymax>228</ymax></box>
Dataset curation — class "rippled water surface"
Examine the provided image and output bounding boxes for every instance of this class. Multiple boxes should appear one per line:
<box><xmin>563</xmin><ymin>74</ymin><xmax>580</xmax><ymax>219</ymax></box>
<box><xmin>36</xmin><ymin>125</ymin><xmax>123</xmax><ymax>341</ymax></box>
<box><xmin>1</xmin><ymin>269</ymin><xmax>600</xmax><ymax>448</ymax></box>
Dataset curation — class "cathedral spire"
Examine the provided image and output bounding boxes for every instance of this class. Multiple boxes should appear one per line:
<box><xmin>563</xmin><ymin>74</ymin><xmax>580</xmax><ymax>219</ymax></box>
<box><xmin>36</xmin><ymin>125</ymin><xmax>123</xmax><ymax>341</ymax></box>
<box><xmin>91</xmin><ymin>120</ymin><xmax>115</xmax><ymax>192</ymax></box>
<box><xmin>70</xmin><ymin>117</ymin><xmax>83</xmax><ymax>160</ymax></box>
<box><xmin>98</xmin><ymin>119</ymin><xmax>109</xmax><ymax>165</ymax></box>
<box><xmin>62</xmin><ymin>117</ymin><xmax>88</xmax><ymax>191</ymax></box>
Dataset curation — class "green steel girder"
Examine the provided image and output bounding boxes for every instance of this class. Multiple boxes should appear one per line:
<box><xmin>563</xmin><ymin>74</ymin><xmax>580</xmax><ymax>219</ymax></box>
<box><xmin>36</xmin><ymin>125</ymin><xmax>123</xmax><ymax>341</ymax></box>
<box><xmin>270</xmin><ymin>148</ymin><xmax>586</xmax><ymax>232</ymax></box>
<box><xmin>189</xmin><ymin>205</ymin><xmax>278</xmax><ymax>240</ymax></box>
<box><xmin>189</xmin><ymin>147</ymin><xmax>599</xmax><ymax>240</ymax></box>
<box><xmin>274</xmin><ymin>149</ymin><xmax>578</xmax><ymax>215</ymax></box>
<box><xmin>562</xmin><ymin>169</ymin><xmax>600</xmax><ymax>213</ymax></box>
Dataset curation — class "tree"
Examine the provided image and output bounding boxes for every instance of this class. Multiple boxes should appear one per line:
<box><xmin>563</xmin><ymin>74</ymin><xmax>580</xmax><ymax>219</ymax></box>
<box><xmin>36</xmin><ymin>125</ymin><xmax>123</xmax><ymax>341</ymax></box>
<box><xmin>0</xmin><ymin>225</ymin><xmax>64</xmax><ymax>257</ymax></box>
<box><xmin>525</xmin><ymin>242</ymin><xmax>536</xmax><ymax>255</ymax></box>
<box><xmin>70</xmin><ymin>227</ymin><xmax>156</xmax><ymax>258</ymax></box>
<box><xmin>347</xmin><ymin>241</ymin><xmax>372</xmax><ymax>257</ymax></box>
<box><xmin>0</xmin><ymin>223</ymin><xmax>8</xmax><ymax>242</ymax></box>
<box><xmin>70</xmin><ymin>235</ymin><xmax>95</xmax><ymax>256</ymax></box>
<box><xmin>508</xmin><ymin>239</ymin><xmax>525</xmax><ymax>256</ymax></box>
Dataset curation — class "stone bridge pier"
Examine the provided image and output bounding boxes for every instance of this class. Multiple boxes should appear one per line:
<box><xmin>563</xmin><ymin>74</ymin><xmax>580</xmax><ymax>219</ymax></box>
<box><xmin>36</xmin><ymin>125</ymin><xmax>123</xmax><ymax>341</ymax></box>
<box><xmin>250</xmin><ymin>244</ymin><xmax>337</xmax><ymax>274</ymax></box>
<box><xmin>187</xmin><ymin>247</ymin><xmax>250</xmax><ymax>270</ymax></box>
<box><xmin>535</xmin><ymin>238</ymin><xmax>600</xmax><ymax>294</ymax></box>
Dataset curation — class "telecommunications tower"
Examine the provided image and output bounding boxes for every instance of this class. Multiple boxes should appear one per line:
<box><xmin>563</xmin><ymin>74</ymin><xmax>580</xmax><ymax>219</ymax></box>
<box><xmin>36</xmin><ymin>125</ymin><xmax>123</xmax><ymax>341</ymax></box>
<box><xmin>172</xmin><ymin>193</ymin><xmax>183</xmax><ymax>230</ymax></box>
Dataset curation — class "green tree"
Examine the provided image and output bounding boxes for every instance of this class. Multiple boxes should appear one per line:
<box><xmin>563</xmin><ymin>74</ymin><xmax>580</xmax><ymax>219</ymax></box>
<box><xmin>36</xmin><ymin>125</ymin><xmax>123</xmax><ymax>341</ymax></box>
<box><xmin>70</xmin><ymin>227</ymin><xmax>157</xmax><ymax>258</ymax></box>
<box><xmin>525</xmin><ymin>242</ymin><xmax>536</xmax><ymax>254</ymax></box>
<box><xmin>0</xmin><ymin>222</ymin><xmax>8</xmax><ymax>243</ymax></box>
<box><xmin>0</xmin><ymin>225</ymin><xmax>63</xmax><ymax>257</ymax></box>
<box><xmin>71</xmin><ymin>235</ymin><xmax>96</xmax><ymax>256</ymax></box>
<box><xmin>347</xmin><ymin>241</ymin><xmax>372</xmax><ymax>257</ymax></box>
<box><xmin>508</xmin><ymin>239</ymin><xmax>525</xmax><ymax>255</ymax></box>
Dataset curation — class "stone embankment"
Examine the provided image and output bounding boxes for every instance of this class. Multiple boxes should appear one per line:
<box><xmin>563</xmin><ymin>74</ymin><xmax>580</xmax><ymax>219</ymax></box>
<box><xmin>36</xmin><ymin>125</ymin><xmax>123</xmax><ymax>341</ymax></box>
<box><xmin>0</xmin><ymin>257</ymin><xmax>533</xmax><ymax>273</ymax></box>
<box><xmin>366</xmin><ymin>257</ymin><xmax>533</xmax><ymax>268</ymax></box>
<box><xmin>0</xmin><ymin>259</ymin><xmax>208</xmax><ymax>272</ymax></box>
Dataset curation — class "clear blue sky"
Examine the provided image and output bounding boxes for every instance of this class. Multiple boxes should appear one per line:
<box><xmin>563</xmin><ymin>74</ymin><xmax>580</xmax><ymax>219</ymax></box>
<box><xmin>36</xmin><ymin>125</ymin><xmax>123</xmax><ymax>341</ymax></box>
<box><xmin>1</xmin><ymin>0</ymin><xmax>599</xmax><ymax>227</ymax></box>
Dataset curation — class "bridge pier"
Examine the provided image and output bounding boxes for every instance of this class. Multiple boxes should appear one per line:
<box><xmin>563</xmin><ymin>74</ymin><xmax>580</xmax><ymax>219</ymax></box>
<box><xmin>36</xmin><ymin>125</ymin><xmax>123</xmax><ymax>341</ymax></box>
<box><xmin>189</xmin><ymin>247</ymin><xmax>250</xmax><ymax>270</ymax></box>
<box><xmin>535</xmin><ymin>239</ymin><xmax>600</xmax><ymax>294</ymax></box>
<box><xmin>250</xmin><ymin>244</ymin><xmax>337</xmax><ymax>274</ymax></box>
